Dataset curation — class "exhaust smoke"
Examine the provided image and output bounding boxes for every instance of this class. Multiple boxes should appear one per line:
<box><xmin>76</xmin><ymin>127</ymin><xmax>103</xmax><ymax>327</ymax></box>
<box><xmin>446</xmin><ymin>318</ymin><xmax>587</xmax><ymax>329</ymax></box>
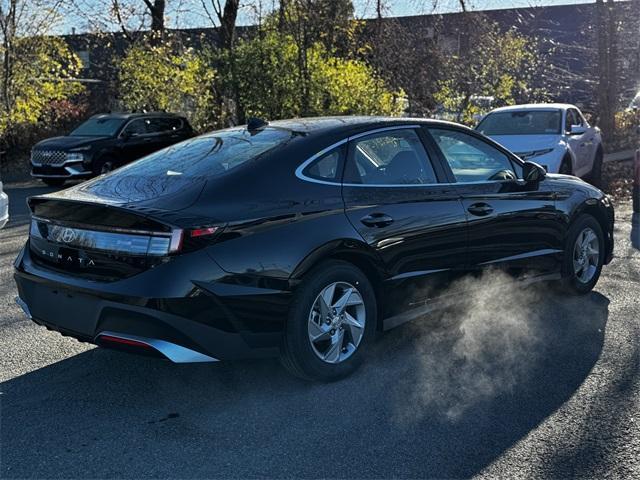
<box><xmin>394</xmin><ymin>269</ymin><xmax>550</xmax><ymax>422</ymax></box>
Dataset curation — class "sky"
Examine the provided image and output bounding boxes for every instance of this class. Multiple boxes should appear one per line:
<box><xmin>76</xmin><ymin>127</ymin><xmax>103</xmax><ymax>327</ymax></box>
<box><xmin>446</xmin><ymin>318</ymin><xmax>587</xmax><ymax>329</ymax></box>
<box><xmin>358</xmin><ymin>0</ymin><xmax>594</xmax><ymax>18</ymax></box>
<box><xmin>64</xmin><ymin>0</ymin><xmax>597</xmax><ymax>34</ymax></box>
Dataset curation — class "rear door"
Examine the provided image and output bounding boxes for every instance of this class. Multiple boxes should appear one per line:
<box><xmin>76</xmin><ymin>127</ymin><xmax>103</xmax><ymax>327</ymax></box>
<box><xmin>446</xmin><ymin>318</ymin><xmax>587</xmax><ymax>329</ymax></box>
<box><xmin>342</xmin><ymin>126</ymin><xmax>468</xmax><ymax>319</ymax></box>
<box><xmin>426</xmin><ymin>126</ymin><xmax>565</xmax><ymax>276</ymax></box>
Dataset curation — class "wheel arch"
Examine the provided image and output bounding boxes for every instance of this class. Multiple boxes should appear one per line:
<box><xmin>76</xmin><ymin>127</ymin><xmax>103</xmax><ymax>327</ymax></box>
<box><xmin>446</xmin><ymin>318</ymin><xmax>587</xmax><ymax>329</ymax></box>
<box><xmin>290</xmin><ymin>240</ymin><xmax>387</xmax><ymax>330</ymax></box>
<box><xmin>571</xmin><ymin>202</ymin><xmax>612</xmax><ymax>263</ymax></box>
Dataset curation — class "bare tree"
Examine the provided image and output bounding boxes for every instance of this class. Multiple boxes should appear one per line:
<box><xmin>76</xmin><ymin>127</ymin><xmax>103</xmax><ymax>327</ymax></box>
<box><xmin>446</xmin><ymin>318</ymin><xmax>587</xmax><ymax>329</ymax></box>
<box><xmin>200</xmin><ymin>0</ymin><xmax>240</xmax><ymax>50</ymax></box>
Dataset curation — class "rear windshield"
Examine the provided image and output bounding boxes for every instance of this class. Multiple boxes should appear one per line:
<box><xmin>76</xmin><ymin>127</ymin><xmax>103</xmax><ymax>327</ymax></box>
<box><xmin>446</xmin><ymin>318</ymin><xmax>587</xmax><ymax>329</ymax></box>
<box><xmin>80</xmin><ymin>127</ymin><xmax>292</xmax><ymax>203</ymax></box>
<box><xmin>477</xmin><ymin>110</ymin><xmax>562</xmax><ymax>135</ymax></box>
<box><xmin>70</xmin><ymin>117</ymin><xmax>126</xmax><ymax>137</ymax></box>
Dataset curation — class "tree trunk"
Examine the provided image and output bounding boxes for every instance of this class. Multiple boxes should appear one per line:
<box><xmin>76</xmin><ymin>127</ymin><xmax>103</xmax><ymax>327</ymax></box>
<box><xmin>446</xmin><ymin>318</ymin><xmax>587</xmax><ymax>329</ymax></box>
<box><xmin>219</xmin><ymin>0</ymin><xmax>239</xmax><ymax>50</ymax></box>
<box><xmin>596</xmin><ymin>0</ymin><xmax>617</xmax><ymax>142</ymax></box>
<box><xmin>148</xmin><ymin>0</ymin><xmax>165</xmax><ymax>32</ymax></box>
<box><xmin>0</xmin><ymin>0</ymin><xmax>17</xmax><ymax>113</ymax></box>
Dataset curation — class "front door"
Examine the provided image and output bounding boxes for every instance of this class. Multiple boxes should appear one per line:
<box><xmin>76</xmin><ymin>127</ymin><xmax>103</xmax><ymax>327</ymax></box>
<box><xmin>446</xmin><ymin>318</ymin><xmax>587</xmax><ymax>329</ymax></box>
<box><xmin>341</xmin><ymin>126</ymin><xmax>468</xmax><ymax>320</ymax></box>
<box><xmin>565</xmin><ymin>108</ymin><xmax>590</xmax><ymax>176</ymax></box>
<box><xmin>426</xmin><ymin>126</ymin><xmax>565</xmax><ymax>276</ymax></box>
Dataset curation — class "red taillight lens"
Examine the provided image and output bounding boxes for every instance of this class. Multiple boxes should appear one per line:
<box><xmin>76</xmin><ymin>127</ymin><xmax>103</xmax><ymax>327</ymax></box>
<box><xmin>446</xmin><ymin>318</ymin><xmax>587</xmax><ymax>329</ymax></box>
<box><xmin>190</xmin><ymin>226</ymin><xmax>219</xmax><ymax>238</ymax></box>
<box><xmin>99</xmin><ymin>335</ymin><xmax>152</xmax><ymax>349</ymax></box>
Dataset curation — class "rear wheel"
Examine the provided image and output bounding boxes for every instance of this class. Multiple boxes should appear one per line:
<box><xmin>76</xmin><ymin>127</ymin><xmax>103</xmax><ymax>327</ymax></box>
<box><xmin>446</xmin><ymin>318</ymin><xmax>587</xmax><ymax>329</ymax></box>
<box><xmin>560</xmin><ymin>214</ymin><xmax>604</xmax><ymax>295</ymax></box>
<box><xmin>41</xmin><ymin>178</ymin><xmax>65</xmax><ymax>187</ymax></box>
<box><xmin>280</xmin><ymin>260</ymin><xmax>377</xmax><ymax>381</ymax></box>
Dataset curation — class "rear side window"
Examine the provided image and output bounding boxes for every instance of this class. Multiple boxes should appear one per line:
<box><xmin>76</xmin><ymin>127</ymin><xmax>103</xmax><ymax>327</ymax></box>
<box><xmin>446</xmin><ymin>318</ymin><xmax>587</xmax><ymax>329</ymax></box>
<box><xmin>302</xmin><ymin>147</ymin><xmax>344</xmax><ymax>182</ymax></box>
<box><xmin>344</xmin><ymin>129</ymin><xmax>437</xmax><ymax>185</ymax></box>
<box><xmin>148</xmin><ymin>117</ymin><xmax>184</xmax><ymax>134</ymax></box>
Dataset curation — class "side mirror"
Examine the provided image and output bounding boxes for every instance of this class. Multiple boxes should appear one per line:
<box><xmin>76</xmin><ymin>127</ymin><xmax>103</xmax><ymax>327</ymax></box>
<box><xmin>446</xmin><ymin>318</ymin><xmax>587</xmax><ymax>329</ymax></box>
<box><xmin>120</xmin><ymin>131</ymin><xmax>131</xmax><ymax>140</ymax></box>
<box><xmin>523</xmin><ymin>161</ymin><xmax>546</xmax><ymax>183</ymax></box>
<box><xmin>570</xmin><ymin>125</ymin><xmax>587</xmax><ymax>135</ymax></box>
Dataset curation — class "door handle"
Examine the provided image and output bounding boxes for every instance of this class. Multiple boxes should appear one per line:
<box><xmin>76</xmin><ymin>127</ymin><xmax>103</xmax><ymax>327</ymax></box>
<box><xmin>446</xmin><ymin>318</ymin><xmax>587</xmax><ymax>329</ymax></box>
<box><xmin>360</xmin><ymin>213</ymin><xmax>394</xmax><ymax>228</ymax></box>
<box><xmin>467</xmin><ymin>203</ymin><xmax>494</xmax><ymax>216</ymax></box>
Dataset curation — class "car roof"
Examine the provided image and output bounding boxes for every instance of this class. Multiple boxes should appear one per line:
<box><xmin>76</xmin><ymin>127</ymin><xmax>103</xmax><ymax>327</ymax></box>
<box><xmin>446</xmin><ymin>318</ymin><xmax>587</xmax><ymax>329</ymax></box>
<box><xmin>264</xmin><ymin>116</ymin><xmax>468</xmax><ymax>137</ymax></box>
<box><xmin>488</xmin><ymin>103</ymin><xmax>576</xmax><ymax>113</ymax></box>
<box><xmin>89</xmin><ymin>112</ymin><xmax>182</xmax><ymax>120</ymax></box>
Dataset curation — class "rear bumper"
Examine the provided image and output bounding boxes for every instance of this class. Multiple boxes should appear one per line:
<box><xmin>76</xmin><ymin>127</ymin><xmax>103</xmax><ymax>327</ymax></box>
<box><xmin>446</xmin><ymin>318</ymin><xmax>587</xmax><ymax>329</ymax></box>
<box><xmin>0</xmin><ymin>190</ymin><xmax>8</xmax><ymax>228</ymax></box>
<box><xmin>14</xmin><ymin>243</ymin><xmax>291</xmax><ymax>361</ymax></box>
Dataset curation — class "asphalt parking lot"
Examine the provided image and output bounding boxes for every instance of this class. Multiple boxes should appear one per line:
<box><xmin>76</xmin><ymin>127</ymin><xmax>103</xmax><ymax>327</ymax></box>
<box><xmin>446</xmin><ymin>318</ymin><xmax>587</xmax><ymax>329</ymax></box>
<box><xmin>1</xmin><ymin>181</ymin><xmax>639</xmax><ymax>479</ymax></box>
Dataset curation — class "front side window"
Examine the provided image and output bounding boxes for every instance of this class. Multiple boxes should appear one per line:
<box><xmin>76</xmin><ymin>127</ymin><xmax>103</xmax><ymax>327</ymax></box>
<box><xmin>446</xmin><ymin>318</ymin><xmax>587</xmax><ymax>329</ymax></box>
<box><xmin>429</xmin><ymin>128</ymin><xmax>520</xmax><ymax>183</ymax></box>
<box><xmin>123</xmin><ymin>119</ymin><xmax>150</xmax><ymax>136</ymax></box>
<box><xmin>70</xmin><ymin>117</ymin><xmax>126</xmax><ymax>137</ymax></box>
<box><xmin>345</xmin><ymin>129</ymin><xmax>437</xmax><ymax>185</ymax></box>
<box><xmin>477</xmin><ymin>110</ymin><xmax>562</xmax><ymax>136</ymax></box>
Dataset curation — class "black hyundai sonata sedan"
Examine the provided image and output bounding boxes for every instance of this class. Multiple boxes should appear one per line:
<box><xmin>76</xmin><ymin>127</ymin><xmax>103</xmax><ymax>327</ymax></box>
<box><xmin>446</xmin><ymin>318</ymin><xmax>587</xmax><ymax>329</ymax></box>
<box><xmin>14</xmin><ymin>117</ymin><xmax>614</xmax><ymax>380</ymax></box>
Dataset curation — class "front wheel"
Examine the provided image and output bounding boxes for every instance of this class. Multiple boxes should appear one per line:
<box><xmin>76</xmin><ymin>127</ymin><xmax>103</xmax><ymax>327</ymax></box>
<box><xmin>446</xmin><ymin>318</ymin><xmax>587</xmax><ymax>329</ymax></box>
<box><xmin>588</xmin><ymin>149</ymin><xmax>603</xmax><ymax>187</ymax></box>
<box><xmin>560</xmin><ymin>214</ymin><xmax>605</xmax><ymax>295</ymax></box>
<box><xmin>280</xmin><ymin>260</ymin><xmax>377</xmax><ymax>381</ymax></box>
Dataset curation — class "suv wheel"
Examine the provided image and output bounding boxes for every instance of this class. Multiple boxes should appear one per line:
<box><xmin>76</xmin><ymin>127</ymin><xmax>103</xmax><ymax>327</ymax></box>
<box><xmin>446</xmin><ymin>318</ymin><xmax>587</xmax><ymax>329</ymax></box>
<box><xmin>280</xmin><ymin>260</ymin><xmax>376</xmax><ymax>381</ymax></box>
<box><xmin>560</xmin><ymin>214</ymin><xmax>604</xmax><ymax>295</ymax></box>
<box><xmin>93</xmin><ymin>156</ymin><xmax>116</xmax><ymax>176</ymax></box>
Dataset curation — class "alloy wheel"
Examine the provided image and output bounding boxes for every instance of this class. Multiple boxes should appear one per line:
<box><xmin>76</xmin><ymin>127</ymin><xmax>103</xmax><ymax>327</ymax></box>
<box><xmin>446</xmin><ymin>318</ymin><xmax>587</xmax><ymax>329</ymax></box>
<box><xmin>573</xmin><ymin>227</ymin><xmax>600</xmax><ymax>283</ymax></box>
<box><xmin>307</xmin><ymin>281</ymin><xmax>366</xmax><ymax>364</ymax></box>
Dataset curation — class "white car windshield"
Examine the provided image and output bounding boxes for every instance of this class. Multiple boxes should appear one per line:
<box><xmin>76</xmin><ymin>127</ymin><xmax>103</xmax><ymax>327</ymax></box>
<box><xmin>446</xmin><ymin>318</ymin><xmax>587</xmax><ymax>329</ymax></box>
<box><xmin>477</xmin><ymin>110</ymin><xmax>562</xmax><ymax>135</ymax></box>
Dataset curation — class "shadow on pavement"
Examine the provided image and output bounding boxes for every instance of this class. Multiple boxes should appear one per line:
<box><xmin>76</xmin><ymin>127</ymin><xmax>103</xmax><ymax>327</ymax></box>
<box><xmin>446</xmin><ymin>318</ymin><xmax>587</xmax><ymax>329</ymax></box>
<box><xmin>0</xmin><ymin>291</ymin><xmax>609</xmax><ymax>479</ymax></box>
<box><xmin>632</xmin><ymin>213</ymin><xmax>639</xmax><ymax>250</ymax></box>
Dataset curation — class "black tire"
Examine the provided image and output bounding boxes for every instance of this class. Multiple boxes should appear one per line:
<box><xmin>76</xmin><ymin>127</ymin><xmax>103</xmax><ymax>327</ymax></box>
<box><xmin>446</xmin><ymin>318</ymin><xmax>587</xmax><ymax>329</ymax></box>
<box><xmin>41</xmin><ymin>178</ymin><xmax>65</xmax><ymax>187</ymax></box>
<box><xmin>93</xmin><ymin>156</ymin><xmax>116</xmax><ymax>175</ymax></box>
<box><xmin>559</xmin><ymin>157</ymin><xmax>572</xmax><ymax>175</ymax></box>
<box><xmin>559</xmin><ymin>214</ymin><xmax>605</xmax><ymax>295</ymax></box>
<box><xmin>280</xmin><ymin>260</ymin><xmax>377</xmax><ymax>381</ymax></box>
<box><xmin>588</xmin><ymin>149</ymin><xmax>603</xmax><ymax>187</ymax></box>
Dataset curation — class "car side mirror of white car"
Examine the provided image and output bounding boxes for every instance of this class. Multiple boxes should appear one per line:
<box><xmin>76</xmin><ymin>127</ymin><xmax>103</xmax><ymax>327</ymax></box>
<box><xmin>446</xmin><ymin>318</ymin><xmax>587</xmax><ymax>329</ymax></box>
<box><xmin>569</xmin><ymin>125</ymin><xmax>587</xmax><ymax>135</ymax></box>
<box><xmin>522</xmin><ymin>161</ymin><xmax>547</xmax><ymax>184</ymax></box>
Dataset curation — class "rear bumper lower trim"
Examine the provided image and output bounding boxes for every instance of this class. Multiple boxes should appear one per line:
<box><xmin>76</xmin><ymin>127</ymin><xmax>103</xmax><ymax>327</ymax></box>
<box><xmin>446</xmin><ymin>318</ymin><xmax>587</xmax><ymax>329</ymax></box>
<box><xmin>15</xmin><ymin>296</ymin><xmax>32</xmax><ymax>319</ymax></box>
<box><xmin>96</xmin><ymin>331</ymin><xmax>219</xmax><ymax>363</ymax></box>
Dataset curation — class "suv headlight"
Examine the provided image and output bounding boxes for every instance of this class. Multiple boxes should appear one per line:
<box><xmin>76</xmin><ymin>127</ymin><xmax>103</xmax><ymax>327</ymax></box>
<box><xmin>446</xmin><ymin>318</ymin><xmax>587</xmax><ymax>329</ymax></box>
<box><xmin>65</xmin><ymin>152</ymin><xmax>85</xmax><ymax>162</ymax></box>
<box><xmin>517</xmin><ymin>148</ymin><xmax>554</xmax><ymax>160</ymax></box>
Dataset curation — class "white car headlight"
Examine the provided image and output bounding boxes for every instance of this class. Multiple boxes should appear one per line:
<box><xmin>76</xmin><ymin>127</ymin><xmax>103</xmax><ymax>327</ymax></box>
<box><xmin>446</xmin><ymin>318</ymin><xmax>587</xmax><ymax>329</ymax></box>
<box><xmin>516</xmin><ymin>148</ymin><xmax>554</xmax><ymax>160</ymax></box>
<box><xmin>65</xmin><ymin>152</ymin><xmax>85</xmax><ymax>162</ymax></box>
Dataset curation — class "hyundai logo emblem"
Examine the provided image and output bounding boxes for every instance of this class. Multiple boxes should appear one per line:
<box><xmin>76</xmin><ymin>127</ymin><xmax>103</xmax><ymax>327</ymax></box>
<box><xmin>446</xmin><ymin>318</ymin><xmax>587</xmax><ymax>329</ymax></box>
<box><xmin>61</xmin><ymin>228</ymin><xmax>76</xmax><ymax>243</ymax></box>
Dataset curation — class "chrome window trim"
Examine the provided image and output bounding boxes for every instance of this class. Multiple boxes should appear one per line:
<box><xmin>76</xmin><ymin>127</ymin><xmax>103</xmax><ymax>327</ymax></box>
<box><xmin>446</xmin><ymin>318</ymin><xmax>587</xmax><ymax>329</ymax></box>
<box><xmin>295</xmin><ymin>125</ymin><xmax>523</xmax><ymax>188</ymax></box>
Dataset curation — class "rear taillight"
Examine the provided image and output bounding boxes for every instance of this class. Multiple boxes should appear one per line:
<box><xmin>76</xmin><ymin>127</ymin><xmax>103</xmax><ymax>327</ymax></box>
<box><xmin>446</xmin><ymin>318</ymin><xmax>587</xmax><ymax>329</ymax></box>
<box><xmin>190</xmin><ymin>226</ymin><xmax>219</xmax><ymax>238</ymax></box>
<box><xmin>169</xmin><ymin>229</ymin><xmax>184</xmax><ymax>254</ymax></box>
<box><xmin>30</xmin><ymin>218</ymin><xmax>222</xmax><ymax>257</ymax></box>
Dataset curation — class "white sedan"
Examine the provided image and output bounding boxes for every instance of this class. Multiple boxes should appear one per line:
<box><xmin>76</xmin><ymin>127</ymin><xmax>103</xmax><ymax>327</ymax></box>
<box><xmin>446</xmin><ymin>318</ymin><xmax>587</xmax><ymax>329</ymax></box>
<box><xmin>0</xmin><ymin>179</ymin><xmax>8</xmax><ymax>229</ymax></box>
<box><xmin>476</xmin><ymin>103</ymin><xmax>603</xmax><ymax>181</ymax></box>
